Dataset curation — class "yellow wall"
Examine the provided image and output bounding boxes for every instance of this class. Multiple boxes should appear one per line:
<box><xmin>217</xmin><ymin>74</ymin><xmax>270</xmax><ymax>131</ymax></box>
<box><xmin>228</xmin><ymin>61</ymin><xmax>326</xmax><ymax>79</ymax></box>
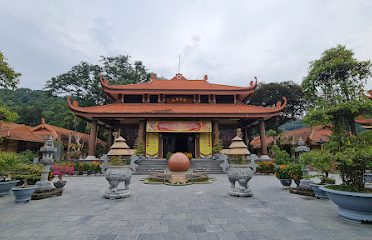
<box><xmin>200</xmin><ymin>132</ymin><xmax>212</xmax><ymax>157</ymax></box>
<box><xmin>146</xmin><ymin>132</ymin><xmax>158</xmax><ymax>157</ymax></box>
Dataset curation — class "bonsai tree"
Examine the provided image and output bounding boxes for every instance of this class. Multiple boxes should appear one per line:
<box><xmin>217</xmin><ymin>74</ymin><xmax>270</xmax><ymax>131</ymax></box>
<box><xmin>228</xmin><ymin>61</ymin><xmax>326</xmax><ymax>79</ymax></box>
<box><xmin>333</xmin><ymin>131</ymin><xmax>372</xmax><ymax>192</ymax></box>
<box><xmin>270</xmin><ymin>145</ymin><xmax>291</xmax><ymax>165</ymax></box>
<box><xmin>300</xmin><ymin>149</ymin><xmax>336</xmax><ymax>184</ymax></box>
<box><xmin>0</xmin><ymin>152</ymin><xmax>21</xmax><ymax>181</ymax></box>
<box><xmin>275</xmin><ymin>164</ymin><xmax>291</xmax><ymax>179</ymax></box>
<box><xmin>286</xmin><ymin>163</ymin><xmax>303</xmax><ymax>184</ymax></box>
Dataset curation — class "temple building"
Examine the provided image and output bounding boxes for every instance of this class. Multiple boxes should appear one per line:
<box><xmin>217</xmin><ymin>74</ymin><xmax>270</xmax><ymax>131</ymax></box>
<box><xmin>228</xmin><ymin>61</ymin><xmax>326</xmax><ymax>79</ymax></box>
<box><xmin>68</xmin><ymin>73</ymin><xmax>286</xmax><ymax>160</ymax></box>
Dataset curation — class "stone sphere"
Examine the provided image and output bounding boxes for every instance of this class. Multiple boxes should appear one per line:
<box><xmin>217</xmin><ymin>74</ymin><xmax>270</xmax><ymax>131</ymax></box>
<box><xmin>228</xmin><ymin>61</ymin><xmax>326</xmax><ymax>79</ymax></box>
<box><xmin>168</xmin><ymin>152</ymin><xmax>190</xmax><ymax>172</ymax></box>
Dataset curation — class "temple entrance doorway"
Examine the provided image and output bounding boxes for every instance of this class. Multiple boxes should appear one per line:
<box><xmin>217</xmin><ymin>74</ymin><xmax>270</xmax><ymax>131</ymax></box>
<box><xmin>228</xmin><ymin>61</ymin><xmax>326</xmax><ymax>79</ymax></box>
<box><xmin>163</xmin><ymin>133</ymin><xmax>195</xmax><ymax>157</ymax></box>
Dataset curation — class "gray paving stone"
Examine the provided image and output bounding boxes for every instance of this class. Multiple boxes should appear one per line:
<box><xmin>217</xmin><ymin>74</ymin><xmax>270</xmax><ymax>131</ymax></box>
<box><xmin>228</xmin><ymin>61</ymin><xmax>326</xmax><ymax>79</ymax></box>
<box><xmin>1</xmin><ymin>175</ymin><xmax>371</xmax><ymax>240</ymax></box>
<box><xmin>96</xmin><ymin>234</ymin><xmax>118</xmax><ymax>240</ymax></box>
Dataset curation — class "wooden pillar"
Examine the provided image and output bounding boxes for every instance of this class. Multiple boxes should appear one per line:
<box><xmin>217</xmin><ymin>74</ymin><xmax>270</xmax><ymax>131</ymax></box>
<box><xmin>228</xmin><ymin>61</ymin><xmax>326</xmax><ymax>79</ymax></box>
<box><xmin>107</xmin><ymin>129</ymin><xmax>113</xmax><ymax>146</ymax></box>
<box><xmin>195</xmin><ymin>134</ymin><xmax>200</xmax><ymax>158</ymax></box>
<box><xmin>88</xmin><ymin>120</ymin><xmax>98</xmax><ymax>157</ymax></box>
<box><xmin>259</xmin><ymin>119</ymin><xmax>268</xmax><ymax>155</ymax></box>
<box><xmin>138</xmin><ymin>120</ymin><xmax>146</xmax><ymax>142</ymax></box>
<box><xmin>158</xmin><ymin>134</ymin><xmax>163</xmax><ymax>158</ymax></box>
<box><xmin>212</xmin><ymin>120</ymin><xmax>219</xmax><ymax>146</ymax></box>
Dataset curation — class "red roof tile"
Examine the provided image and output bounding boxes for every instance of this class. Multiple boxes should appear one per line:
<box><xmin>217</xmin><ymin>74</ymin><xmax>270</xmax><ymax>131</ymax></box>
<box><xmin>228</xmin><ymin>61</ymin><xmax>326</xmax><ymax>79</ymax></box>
<box><xmin>250</xmin><ymin>125</ymin><xmax>332</xmax><ymax>149</ymax></box>
<box><xmin>31</xmin><ymin>120</ymin><xmax>107</xmax><ymax>146</ymax></box>
<box><xmin>0</xmin><ymin>121</ymin><xmax>44</xmax><ymax>143</ymax></box>
<box><xmin>68</xmin><ymin>97</ymin><xmax>287</xmax><ymax>119</ymax></box>
<box><xmin>101</xmin><ymin>73</ymin><xmax>256</xmax><ymax>91</ymax></box>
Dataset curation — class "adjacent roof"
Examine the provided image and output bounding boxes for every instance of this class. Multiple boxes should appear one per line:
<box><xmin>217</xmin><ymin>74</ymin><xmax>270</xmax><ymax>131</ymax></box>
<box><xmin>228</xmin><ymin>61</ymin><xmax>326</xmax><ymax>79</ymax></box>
<box><xmin>31</xmin><ymin>118</ymin><xmax>107</xmax><ymax>146</ymax></box>
<box><xmin>67</xmin><ymin>97</ymin><xmax>287</xmax><ymax>119</ymax></box>
<box><xmin>101</xmin><ymin>73</ymin><xmax>257</xmax><ymax>101</ymax></box>
<box><xmin>0</xmin><ymin>121</ymin><xmax>44</xmax><ymax>143</ymax></box>
<box><xmin>250</xmin><ymin>125</ymin><xmax>332</xmax><ymax>149</ymax></box>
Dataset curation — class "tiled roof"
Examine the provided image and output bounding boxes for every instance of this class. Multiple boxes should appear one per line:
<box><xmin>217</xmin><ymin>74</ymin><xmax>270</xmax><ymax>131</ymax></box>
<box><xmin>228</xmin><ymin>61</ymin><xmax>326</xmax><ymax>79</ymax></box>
<box><xmin>68</xmin><ymin>97</ymin><xmax>287</xmax><ymax>119</ymax></box>
<box><xmin>0</xmin><ymin>121</ymin><xmax>44</xmax><ymax>143</ymax></box>
<box><xmin>250</xmin><ymin>125</ymin><xmax>332</xmax><ymax>149</ymax></box>
<box><xmin>31</xmin><ymin>120</ymin><xmax>107</xmax><ymax>146</ymax></box>
<box><xmin>101</xmin><ymin>73</ymin><xmax>256</xmax><ymax>91</ymax></box>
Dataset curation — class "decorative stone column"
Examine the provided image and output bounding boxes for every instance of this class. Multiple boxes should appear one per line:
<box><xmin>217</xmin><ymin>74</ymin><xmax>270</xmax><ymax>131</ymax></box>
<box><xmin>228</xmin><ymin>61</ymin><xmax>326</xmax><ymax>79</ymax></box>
<box><xmin>259</xmin><ymin>120</ymin><xmax>271</xmax><ymax>161</ymax></box>
<box><xmin>36</xmin><ymin>137</ymin><xmax>57</xmax><ymax>191</ymax></box>
<box><xmin>86</xmin><ymin>120</ymin><xmax>98</xmax><ymax>160</ymax></box>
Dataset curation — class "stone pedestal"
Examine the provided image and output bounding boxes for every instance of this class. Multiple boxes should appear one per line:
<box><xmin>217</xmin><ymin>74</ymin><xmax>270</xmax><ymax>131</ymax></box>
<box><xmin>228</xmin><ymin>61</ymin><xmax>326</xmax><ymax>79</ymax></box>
<box><xmin>36</xmin><ymin>165</ymin><xmax>54</xmax><ymax>191</ymax></box>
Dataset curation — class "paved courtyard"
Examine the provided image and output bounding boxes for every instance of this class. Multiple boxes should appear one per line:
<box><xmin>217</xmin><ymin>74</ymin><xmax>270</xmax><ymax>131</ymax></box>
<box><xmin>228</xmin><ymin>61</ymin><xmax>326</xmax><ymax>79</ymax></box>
<box><xmin>0</xmin><ymin>175</ymin><xmax>371</xmax><ymax>240</ymax></box>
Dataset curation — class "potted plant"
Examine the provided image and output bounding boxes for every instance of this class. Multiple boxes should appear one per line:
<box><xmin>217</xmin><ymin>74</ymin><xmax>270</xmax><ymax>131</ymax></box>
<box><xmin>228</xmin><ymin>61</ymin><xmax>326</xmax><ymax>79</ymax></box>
<box><xmin>275</xmin><ymin>164</ymin><xmax>292</xmax><ymax>187</ymax></box>
<box><xmin>300</xmin><ymin>149</ymin><xmax>336</xmax><ymax>199</ymax></box>
<box><xmin>0</xmin><ymin>152</ymin><xmax>20</xmax><ymax>196</ymax></box>
<box><xmin>287</xmin><ymin>163</ymin><xmax>303</xmax><ymax>187</ymax></box>
<box><xmin>320</xmin><ymin>132</ymin><xmax>372</xmax><ymax>222</ymax></box>
<box><xmin>11</xmin><ymin>163</ymin><xmax>42</xmax><ymax>203</ymax></box>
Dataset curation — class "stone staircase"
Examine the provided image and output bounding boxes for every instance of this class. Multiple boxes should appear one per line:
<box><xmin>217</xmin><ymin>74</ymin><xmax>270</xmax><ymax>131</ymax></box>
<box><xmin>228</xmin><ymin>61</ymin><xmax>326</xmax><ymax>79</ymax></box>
<box><xmin>134</xmin><ymin>158</ymin><xmax>225</xmax><ymax>175</ymax></box>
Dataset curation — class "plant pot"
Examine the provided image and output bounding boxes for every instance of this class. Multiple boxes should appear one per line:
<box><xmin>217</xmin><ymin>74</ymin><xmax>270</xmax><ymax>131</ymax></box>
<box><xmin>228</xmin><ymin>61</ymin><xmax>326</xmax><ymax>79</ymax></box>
<box><xmin>104</xmin><ymin>165</ymin><xmax>133</xmax><ymax>199</ymax></box>
<box><xmin>227</xmin><ymin>164</ymin><xmax>255</xmax><ymax>197</ymax></box>
<box><xmin>299</xmin><ymin>179</ymin><xmax>315</xmax><ymax>191</ymax></box>
<box><xmin>0</xmin><ymin>180</ymin><xmax>20</xmax><ymax>196</ymax></box>
<box><xmin>320</xmin><ymin>185</ymin><xmax>372</xmax><ymax>222</ymax></box>
<box><xmin>294</xmin><ymin>179</ymin><xmax>301</xmax><ymax>187</ymax></box>
<box><xmin>310</xmin><ymin>183</ymin><xmax>329</xmax><ymax>199</ymax></box>
<box><xmin>53</xmin><ymin>180</ymin><xmax>66</xmax><ymax>189</ymax></box>
<box><xmin>11</xmin><ymin>185</ymin><xmax>37</xmax><ymax>203</ymax></box>
<box><xmin>365</xmin><ymin>173</ymin><xmax>372</xmax><ymax>184</ymax></box>
<box><xmin>279</xmin><ymin>179</ymin><xmax>292</xmax><ymax>187</ymax></box>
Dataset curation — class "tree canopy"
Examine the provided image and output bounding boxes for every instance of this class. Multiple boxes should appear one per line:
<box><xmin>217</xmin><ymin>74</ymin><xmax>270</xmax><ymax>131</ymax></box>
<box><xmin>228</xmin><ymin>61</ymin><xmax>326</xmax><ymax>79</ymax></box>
<box><xmin>247</xmin><ymin>81</ymin><xmax>307</xmax><ymax>130</ymax></box>
<box><xmin>0</xmin><ymin>88</ymin><xmax>85</xmax><ymax>131</ymax></box>
<box><xmin>45</xmin><ymin>55</ymin><xmax>151</xmax><ymax>106</ymax></box>
<box><xmin>0</xmin><ymin>52</ymin><xmax>21</xmax><ymax>89</ymax></box>
<box><xmin>302</xmin><ymin>45</ymin><xmax>372</xmax><ymax>138</ymax></box>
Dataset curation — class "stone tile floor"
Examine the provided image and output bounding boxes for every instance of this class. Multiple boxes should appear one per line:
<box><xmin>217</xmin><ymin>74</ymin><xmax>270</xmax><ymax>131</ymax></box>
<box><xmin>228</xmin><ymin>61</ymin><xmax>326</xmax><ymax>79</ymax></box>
<box><xmin>0</xmin><ymin>175</ymin><xmax>371</xmax><ymax>240</ymax></box>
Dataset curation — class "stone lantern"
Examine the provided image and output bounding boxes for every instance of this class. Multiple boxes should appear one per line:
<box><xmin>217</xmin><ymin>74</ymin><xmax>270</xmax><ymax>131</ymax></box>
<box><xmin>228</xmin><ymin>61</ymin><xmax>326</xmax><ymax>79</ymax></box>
<box><xmin>104</xmin><ymin>136</ymin><xmax>134</xmax><ymax>199</ymax></box>
<box><xmin>36</xmin><ymin>137</ymin><xmax>57</xmax><ymax>191</ymax></box>
<box><xmin>295</xmin><ymin>138</ymin><xmax>313</xmax><ymax>191</ymax></box>
<box><xmin>226</xmin><ymin>129</ymin><xmax>257</xmax><ymax>197</ymax></box>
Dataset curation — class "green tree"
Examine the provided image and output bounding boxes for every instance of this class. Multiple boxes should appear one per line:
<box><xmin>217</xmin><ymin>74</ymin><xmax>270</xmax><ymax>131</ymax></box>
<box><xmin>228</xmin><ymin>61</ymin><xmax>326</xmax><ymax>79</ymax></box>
<box><xmin>0</xmin><ymin>52</ymin><xmax>21</xmax><ymax>89</ymax></box>
<box><xmin>0</xmin><ymin>104</ymin><xmax>19</xmax><ymax>122</ymax></box>
<box><xmin>247</xmin><ymin>81</ymin><xmax>306</xmax><ymax>130</ymax></box>
<box><xmin>302</xmin><ymin>45</ymin><xmax>372</xmax><ymax>139</ymax></box>
<box><xmin>45</xmin><ymin>55</ymin><xmax>151</xmax><ymax>106</ymax></box>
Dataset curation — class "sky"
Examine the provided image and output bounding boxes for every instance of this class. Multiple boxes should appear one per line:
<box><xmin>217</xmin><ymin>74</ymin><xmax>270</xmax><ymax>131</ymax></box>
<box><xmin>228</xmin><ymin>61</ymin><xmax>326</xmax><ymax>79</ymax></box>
<box><xmin>0</xmin><ymin>0</ymin><xmax>371</xmax><ymax>90</ymax></box>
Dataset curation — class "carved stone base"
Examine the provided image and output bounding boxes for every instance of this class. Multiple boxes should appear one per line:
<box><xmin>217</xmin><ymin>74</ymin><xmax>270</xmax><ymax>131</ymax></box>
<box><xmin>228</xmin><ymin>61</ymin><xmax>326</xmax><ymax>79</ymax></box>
<box><xmin>35</xmin><ymin>180</ymin><xmax>55</xmax><ymax>191</ymax></box>
<box><xmin>103</xmin><ymin>189</ymin><xmax>130</xmax><ymax>199</ymax></box>
<box><xmin>229</xmin><ymin>188</ymin><xmax>253</xmax><ymax>197</ymax></box>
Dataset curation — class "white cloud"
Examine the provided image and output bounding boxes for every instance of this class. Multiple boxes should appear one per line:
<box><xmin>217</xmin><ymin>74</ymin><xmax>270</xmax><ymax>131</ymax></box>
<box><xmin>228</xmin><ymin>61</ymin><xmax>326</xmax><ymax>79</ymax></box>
<box><xmin>0</xmin><ymin>0</ymin><xmax>371</xmax><ymax>90</ymax></box>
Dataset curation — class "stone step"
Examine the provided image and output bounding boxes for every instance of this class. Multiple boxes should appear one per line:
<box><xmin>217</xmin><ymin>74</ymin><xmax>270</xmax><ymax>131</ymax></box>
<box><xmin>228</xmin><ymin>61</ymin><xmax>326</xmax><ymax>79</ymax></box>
<box><xmin>134</xmin><ymin>159</ymin><xmax>225</xmax><ymax>175</ymax></box>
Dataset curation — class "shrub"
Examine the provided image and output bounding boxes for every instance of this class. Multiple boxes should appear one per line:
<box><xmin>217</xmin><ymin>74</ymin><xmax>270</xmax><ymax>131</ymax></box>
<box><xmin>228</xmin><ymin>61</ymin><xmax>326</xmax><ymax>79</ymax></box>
<box><xmin>256</xmin><ymin>161</ymin><xmax>275</xmax><ymax>174</ymax></box>
<box><xmin>270</xmin><ymin>145</ymin><xmax>291</xmax><ymax>164</ymax></box>
<box><xmin>183</xmin><ymin>152</ymin><xmax>192</xmax><ymax>160</ymax></box>
<box><xmin>300</xmin><ymin>149</ymin><xmax>336</xmax><ymax>183</ymax></box>
<box><xmin>0</xmin><ymin>151</ymin><xmax>22</xmax><ymax>180</ymax></box>
<box><xmin>286</xmin><ymin>163</ymin><xmax>303</xmax><ymax>181</ymax></box>
<box><xmin>134</xmin><ymin>138</ymin><xmax>145</xmax><ymax>155</ymax></box>
<box><xmin>275</xmin><ymin>164</ymin><xmax>291</xmax><ymax>179</ymax></box>
<box><xmin>212</xmin><ymin>141</ymin><xmax>223</xmax><ymax>154</ymax></box>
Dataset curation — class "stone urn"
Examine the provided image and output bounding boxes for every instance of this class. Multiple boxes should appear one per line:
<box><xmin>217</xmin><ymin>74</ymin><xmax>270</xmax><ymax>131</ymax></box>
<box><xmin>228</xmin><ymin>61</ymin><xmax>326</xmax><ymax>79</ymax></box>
<box><xmin>104</xmin><ymin>165</ymin><xmax>133</xmax><ymax>199</ymax></box>
<box><xmin>279</xmin><ymin>179</ymin><xmax>292</xmax><ymax>187</ymax></box>
<box><xmin>0</xmin><ymin>180</ymin><xmax>20</xmax><ymax>196</ymax></box>
<box><xmin>227</xmin><ymin>164</ymin><xmax>255</xmax><ymax>197</ymax></box>
<box><xmin>104</xmin><ymin>136</ymin><xmax>134</xmax><ymax>199</ymax></box>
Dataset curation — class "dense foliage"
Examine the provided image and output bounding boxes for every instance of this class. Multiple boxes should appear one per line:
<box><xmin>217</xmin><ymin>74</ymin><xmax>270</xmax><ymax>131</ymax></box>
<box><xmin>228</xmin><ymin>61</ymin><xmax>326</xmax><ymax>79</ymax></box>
<box><xmin>0</xmin><ymin>88</ymin><xmax>85</xmax><ymax>131</ymax></box>
<box><xmin>248</xmin><ymin>81</ymin><xmax>306</xmax><ymax>130</ymax></box>
<box><xmin>300</xmin><ymin>149</ymin><xmax>335</xmax><ymax>183</ymax></box>
<box><xmin>0</xmin><ymin>52</ymin><xmax>20</xmax><ymax>89</ymax></box>
<box><xmin>45</xmin><ymin>55</ymin><xmax>151</xmax><ymax>106</ymax></box>
<box><xmin>303</xmin><ymin>45</ymin><xmax>372</xmax><ymax>136</ymax></box>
